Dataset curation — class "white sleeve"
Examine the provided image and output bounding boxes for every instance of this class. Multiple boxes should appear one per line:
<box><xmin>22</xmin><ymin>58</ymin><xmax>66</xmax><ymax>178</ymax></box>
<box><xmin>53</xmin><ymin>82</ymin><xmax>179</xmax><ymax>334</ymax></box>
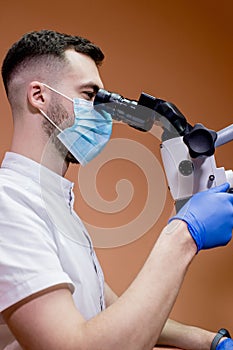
<box><xmin>0</xmin><ymin>183</ymin><xmax>74</xmax><ymax>313</ymax></box>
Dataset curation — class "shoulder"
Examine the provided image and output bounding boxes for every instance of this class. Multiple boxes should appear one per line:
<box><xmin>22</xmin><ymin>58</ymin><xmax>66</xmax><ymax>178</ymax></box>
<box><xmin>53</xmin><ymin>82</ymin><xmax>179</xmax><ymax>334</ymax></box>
<box><xmin>0</xmin><ymin>167</ymin><xmax>53</xmax><ymax>240</ymax></box>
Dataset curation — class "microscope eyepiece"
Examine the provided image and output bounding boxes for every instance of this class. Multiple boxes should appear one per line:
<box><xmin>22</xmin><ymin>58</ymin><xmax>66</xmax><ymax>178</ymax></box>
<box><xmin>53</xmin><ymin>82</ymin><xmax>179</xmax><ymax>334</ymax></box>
<box><xmin>94</xmin><ymin>89</ymin><xmax>155</xmax><ymax>131</ymax></box>
<box><xmin>94</xmin><ymin>88</ymin><xmax>190</xmax><ymax>136</ymax></box>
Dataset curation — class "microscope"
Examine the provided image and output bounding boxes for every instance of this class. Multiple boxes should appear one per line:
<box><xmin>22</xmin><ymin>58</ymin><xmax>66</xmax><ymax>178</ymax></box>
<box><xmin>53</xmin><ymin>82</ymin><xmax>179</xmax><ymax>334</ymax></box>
<box><xmin>94</xmin><ymin>89</ymin><xmax>233</xmax><ymax>211</ymax></box>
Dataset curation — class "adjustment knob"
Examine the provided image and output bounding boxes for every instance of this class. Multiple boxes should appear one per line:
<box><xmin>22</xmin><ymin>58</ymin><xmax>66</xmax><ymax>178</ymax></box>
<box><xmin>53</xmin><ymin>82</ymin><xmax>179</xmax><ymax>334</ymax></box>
<box><xmin>183</xmin><ymin>123</ymin><xmax>217</xmax><ymax>158</ymax></box>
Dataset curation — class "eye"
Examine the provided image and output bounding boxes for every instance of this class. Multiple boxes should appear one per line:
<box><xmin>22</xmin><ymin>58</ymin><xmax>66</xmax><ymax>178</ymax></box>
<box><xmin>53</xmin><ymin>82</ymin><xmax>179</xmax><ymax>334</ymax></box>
<box><xmin>83</xmin><ymin>91</ymin><xmax>95</xmax><ymax>100</ymax></box>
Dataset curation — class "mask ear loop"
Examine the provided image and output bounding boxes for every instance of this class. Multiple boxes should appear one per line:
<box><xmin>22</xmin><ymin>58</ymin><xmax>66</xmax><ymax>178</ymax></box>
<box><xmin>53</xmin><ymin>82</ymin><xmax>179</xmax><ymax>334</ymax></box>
<box><xmin>39</xmin><ymin>109</ymin><xmax>63</xmax><ymax>133</ymax></box>
<box><xmin>42</xmin><ymin>83</ymin><xmax>73</xmax><ymax>102</ymax></box>
<box><xmin>39</xmin><ymin>83</ymin><xmax>73</xmax><ymax>132</ymax></box>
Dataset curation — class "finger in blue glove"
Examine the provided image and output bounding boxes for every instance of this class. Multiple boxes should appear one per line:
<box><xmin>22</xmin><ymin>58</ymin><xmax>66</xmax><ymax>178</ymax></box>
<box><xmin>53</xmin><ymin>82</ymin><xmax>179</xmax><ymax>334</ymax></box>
<box><xmin>169</xmin><ymin>183</ymin><xmax>233</xmax><ymax>252</ymax></box>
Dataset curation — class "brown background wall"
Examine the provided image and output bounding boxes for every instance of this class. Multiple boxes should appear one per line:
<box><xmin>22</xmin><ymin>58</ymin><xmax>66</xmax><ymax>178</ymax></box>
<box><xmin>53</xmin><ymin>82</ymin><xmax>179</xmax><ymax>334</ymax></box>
<box><xmin>0</xmin><ymin>0</ymin><xmax>232</xmax><ymax>337</ymax></box>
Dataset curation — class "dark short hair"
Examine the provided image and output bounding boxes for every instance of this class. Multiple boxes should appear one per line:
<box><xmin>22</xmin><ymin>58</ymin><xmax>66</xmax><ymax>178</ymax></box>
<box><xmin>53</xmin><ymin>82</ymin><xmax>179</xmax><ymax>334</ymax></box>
<box><xmin>1</xmin><ymin>29</ymin><xmax>105</xmax><ymax>96</ymax></box>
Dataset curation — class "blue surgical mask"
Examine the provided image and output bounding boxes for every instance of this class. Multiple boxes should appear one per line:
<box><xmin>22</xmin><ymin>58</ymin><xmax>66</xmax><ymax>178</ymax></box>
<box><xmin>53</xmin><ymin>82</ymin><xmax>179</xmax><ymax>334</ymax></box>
<box><xmin>39</xmin><ymin>84</ymin><xmax>112</xmax><ymax>166</ymax></box>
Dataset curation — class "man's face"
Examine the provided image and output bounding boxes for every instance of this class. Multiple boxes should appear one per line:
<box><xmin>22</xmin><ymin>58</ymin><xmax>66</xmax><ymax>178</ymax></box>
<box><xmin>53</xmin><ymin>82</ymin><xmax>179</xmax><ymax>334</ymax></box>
<box><xmin>43</xmin><ymin>50</ymin><xmax>104</xmax><ymax>163</ymax></box>
<box><xmin>62</xmin><ymin>49</ymin><xmax>104</xmax><ymax>103</ymax></box>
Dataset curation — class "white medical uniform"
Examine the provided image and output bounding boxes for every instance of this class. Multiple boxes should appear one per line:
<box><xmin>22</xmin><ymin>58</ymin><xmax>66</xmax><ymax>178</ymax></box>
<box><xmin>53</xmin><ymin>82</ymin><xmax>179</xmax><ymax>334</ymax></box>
<box><xmin>0</xmin><ymin>152</ymin><xmax>105</xmax><ymax>349</ymax></box>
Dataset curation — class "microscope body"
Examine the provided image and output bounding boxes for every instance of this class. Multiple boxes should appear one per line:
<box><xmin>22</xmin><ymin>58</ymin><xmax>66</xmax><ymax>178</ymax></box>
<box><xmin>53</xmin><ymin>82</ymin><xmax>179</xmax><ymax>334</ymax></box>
<box><xmin>160</xmin><ymin>136</ymin><xmax>233</xmax><ymax>209</ymax></box>
<box><xmin>94</xmin><ymin>88</ymin><xmax>233</xmax><ymax>209</ymax></box>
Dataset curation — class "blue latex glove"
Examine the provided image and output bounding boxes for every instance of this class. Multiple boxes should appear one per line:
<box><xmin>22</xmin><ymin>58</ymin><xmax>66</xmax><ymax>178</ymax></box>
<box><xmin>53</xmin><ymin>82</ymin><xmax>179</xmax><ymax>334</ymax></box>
<box><xmin>169</xmin><ymin>183</ymin><xmax>233</xmax><ymax>251</ymax></box>
<box><xmin>216</xmin><ymin>338</ymin><xmax>233</xmax><ymax>349</ymax></box>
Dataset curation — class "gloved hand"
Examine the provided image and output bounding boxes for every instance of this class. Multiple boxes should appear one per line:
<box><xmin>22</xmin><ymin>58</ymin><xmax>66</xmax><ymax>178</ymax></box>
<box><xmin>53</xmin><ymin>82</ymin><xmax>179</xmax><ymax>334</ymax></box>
<box><xmin>216</xmin><ymin>338</ymin><xmax>233</xmax><ymax>349</ymax></box>
<box><xmin>169</xmin><ymin>183</ymin><xmax>233</xmax><ymax>252</ymax></box>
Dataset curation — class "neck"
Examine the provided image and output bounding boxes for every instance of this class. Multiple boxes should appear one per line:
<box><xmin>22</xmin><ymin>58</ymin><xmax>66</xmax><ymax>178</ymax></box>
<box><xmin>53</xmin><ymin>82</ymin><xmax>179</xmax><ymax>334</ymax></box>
<box><xmin>11</xmin><ymin>124</ymin><xmax>69</xmax><ymax>177</ymax></box>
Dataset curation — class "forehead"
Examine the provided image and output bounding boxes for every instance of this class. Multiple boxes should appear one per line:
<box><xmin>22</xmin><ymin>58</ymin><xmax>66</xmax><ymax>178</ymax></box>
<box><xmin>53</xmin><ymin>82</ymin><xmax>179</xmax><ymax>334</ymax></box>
<box><xmin>63</xmin><ymin>49</ymin><xmax>103</xmax><ymax>89</ymax></box>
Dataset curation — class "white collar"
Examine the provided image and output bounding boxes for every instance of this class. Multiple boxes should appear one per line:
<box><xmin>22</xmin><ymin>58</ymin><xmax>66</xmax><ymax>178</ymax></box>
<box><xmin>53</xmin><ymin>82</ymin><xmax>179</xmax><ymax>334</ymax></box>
<box><xmin>1</xmin><ymin>152</ymin><xmax>74</xmax><ymax>205</ymax></box>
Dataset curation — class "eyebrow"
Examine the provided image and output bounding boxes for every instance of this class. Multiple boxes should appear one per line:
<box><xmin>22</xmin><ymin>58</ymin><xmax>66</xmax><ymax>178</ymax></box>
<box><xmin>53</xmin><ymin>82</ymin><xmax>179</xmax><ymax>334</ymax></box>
<box><xmin>79</xmin><ymin>83</ymin><xmax>101</xmax><ymax>93</ymax></box>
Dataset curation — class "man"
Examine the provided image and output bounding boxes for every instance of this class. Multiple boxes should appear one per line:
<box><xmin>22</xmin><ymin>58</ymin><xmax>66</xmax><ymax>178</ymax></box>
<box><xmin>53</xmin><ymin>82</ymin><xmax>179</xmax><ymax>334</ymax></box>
<box><xmin>0</xmin><ymin>30</ymin><xmax>232</xmax><ymax>350</ymax></box>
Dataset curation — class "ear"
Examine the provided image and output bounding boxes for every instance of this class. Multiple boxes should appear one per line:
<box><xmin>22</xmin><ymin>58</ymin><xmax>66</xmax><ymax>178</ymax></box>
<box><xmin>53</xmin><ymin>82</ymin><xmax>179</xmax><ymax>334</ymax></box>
<box><xmin>27</xmin><ymin>81</ymin><xmax>51</xmax><ymax>110</ymax></box>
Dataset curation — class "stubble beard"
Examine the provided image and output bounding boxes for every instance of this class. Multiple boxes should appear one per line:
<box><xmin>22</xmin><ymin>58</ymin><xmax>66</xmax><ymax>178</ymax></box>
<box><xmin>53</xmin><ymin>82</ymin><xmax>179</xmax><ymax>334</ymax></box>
<box><xmin>42</xmin><ymin>100</ymin><xmax>79</xmax><ymax>164</ymax></box>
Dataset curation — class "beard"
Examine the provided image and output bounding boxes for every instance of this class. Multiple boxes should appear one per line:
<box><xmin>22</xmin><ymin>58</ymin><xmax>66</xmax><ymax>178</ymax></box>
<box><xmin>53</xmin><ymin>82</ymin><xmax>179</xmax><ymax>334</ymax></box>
<box><xmin>42</xmin><ymin>100</ymin><xmax>79</xmax><ymax>164</ymax></box>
